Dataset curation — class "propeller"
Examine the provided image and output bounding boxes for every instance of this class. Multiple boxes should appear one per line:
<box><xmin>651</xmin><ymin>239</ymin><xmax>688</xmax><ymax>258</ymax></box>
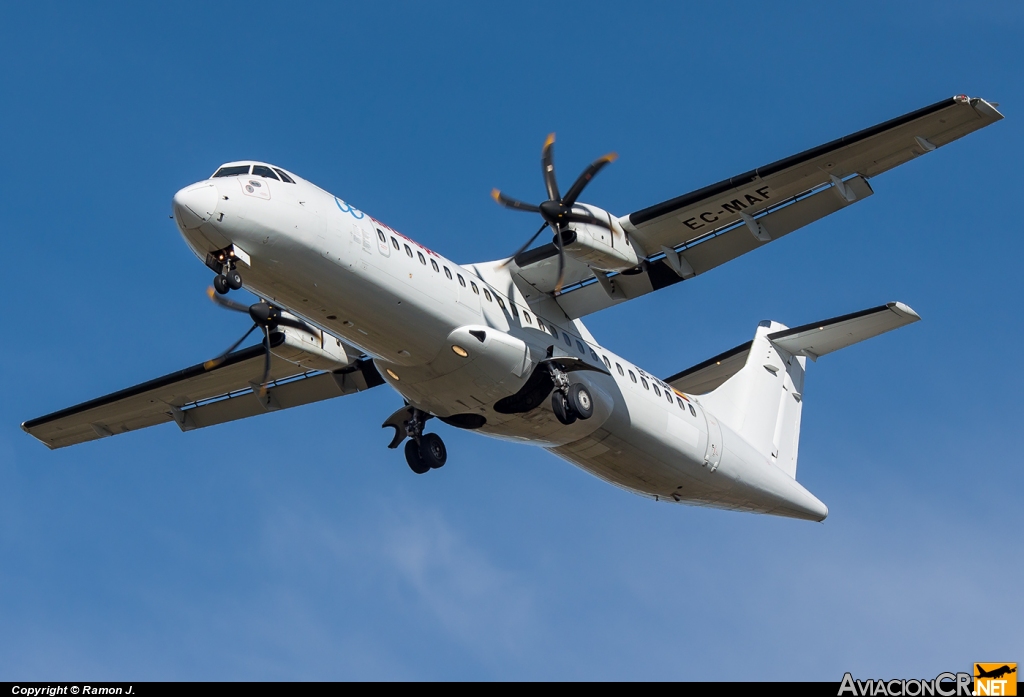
<box><xmin>492</xmin><ymin>133</ymin><xmax>617</xmax><ymax>292</ymax></box>
<box><xmin>204</xmin><ymin>287</ymin><xmax>320</xmax><ymax>396</ymax></box>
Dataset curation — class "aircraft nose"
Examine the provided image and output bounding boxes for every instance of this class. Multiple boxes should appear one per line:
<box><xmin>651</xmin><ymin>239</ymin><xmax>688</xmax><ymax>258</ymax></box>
<box><xmin>173</xmin><ymin>182</ymin><xmax>219</xmax><ymax>229</ymax></box>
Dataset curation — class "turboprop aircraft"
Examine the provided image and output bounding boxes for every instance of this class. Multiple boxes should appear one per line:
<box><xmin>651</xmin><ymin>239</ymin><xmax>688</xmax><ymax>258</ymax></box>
<box><xmin>22</xmin><ymin>95</ymin><xmax>1003</xmax><ymax>521</ymax></box>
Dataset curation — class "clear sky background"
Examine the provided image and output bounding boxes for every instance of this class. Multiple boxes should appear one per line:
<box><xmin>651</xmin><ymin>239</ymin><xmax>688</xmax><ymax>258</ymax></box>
<box><xmin>1</xmin><ymin>1</ymin><xmax>1021</xmax><ymax>681</ymax></box>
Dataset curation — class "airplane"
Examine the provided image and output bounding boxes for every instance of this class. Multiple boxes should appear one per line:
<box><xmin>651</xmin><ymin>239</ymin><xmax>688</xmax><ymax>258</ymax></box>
<box><xmin>976</xmin><ymin>666</ymin><xmax>1016</xmax><ymax>680</ymax></box>
<box><xmin>22</xmin><ymin>95</ymin><xmax>1003</xmax><ymax>522</ymax></box>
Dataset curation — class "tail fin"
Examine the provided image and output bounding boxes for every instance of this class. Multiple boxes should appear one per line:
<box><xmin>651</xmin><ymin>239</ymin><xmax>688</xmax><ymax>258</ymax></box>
<box><xmin>695</xmin><ymin>302</ymin><xmax>920</xmax><ymax>478</ymax></box>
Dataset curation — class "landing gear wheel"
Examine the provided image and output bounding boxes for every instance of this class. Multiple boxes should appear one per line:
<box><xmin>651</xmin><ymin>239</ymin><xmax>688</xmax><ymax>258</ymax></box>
<box><xmin>420</xmin><ymin>433</ymin><xmax>447</xmax><ymax>469</ymax></box>
<box><xmin>225</xmin><ymin>269</ymin><xmax>243</xmax><ymax>290</ymax></box>
<box><xmin>404</xmin><ymin>440</ymin><xmax>430</xmax><ymax>474</ymax></box>
<box><xmin>567</xmin><ymin>383</ymin><xmax>594</xmax><ymax>420</ymax></box>
<box><xmin>552</xmin><ymin>391</ymin><xmax>577</xmax><ymax>425</ymax></box>
<box><xmin>213</xmin><ymin>274</ymin><xmax>229</xmax><ymax>295</ymax></box>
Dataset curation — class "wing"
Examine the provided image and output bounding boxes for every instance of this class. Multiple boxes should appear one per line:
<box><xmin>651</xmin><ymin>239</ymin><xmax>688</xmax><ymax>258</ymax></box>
<box><xmin>22</xmin><ymin>329</ymin><xmax>384</xmax><ymax>449</ymax></box>
<box><xmin>537</xmin><ymin>95</ymin><xmax>1001</xmax><ymax>318</ymax></box>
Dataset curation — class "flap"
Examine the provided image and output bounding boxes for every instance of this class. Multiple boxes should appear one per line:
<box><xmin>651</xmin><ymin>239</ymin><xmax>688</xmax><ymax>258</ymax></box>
<box><xmin>767</xmin><ymin>302</ymin><xmax>921</xmax><ymax>359</ymax></box>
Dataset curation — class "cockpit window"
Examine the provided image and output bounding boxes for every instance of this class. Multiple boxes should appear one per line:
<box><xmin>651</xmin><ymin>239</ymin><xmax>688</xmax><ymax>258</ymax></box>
<box><xmin>252</xmin><ymin>165</ymin><xmax>280</xmax><ymax>180</ymax></box>
<box><xmin>273</xmin><ymin>168</ymin><xmax>296</xmax><ymax>184</ymax></box>
<box><xmin>213</xmin><ymin>165</ymin><xmax>251</xmax><ymax>178</ymax></box>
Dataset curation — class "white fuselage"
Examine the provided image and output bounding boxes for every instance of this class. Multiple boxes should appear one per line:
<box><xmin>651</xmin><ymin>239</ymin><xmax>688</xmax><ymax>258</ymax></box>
<box><xmin>172</xmin><ymin>164</ymin><xmax>827</xmax><ymax>521</ymax></box>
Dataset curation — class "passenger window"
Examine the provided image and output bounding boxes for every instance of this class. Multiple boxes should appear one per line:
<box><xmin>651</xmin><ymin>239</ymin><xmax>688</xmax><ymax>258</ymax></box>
<box><xmin>677</xmin><ymin>397</ymin><xmax>685</xmax><ymax>409</ymax></box>
<box><xmin>590</xmin><ymin>349</ymin><xmax>599</xmax><ymax>362</ymax></box>
<box><xmin>444</xmin><ymin>267</ymin><xmax>453</xmax><ymax>280</ymax></box>
<box><xmin>252</xmin><ymin>165</ymin><xmax>280</xmax><ymax>180</ymax></box>
<box><xmin>666</xmin><ymin>390</ymin><xmax>673</xmax><ymax>404</ymax></box>
<box><xmin>377</xmin><ymin>229</ymin><xmax>386</xmax><ymax>243</ymax></box>
<box><xmin>418</xmin><ymin>252</ymin><xmax>426</xmax><ymax>265</ymax></box>
<box><xmin>405</xmin><ymin>244</ymin><xmax>413</xmax><ymax>257</ymax></box>
<box><xmin>273</xmin><ymin>168</ymin><xmax>296</xmax><ymax>183</ymax></box>
<box><xmin>523</xmin><ymin>311</ymin><xmax>532</xmax><ymax>324</ymax></box>
<box><xmin>457</xmin><ymin>274</ymin><xmax>466</xmax><ymax>287</ymax></box>
<box><xmin>510</xmin><ymin>304</ymin><xmax>518</xmax><ymax>318</ymax></box>
<box><xmin>391</xmin><ymin>237</ymin><xmax>399</xmax><ymax>250</ymax></box>
<box><xmin>576</xmin><ymin>340</ymin><xmax>586</xmax><ymax>353</ymax></box>
<box><xmin>537</xmin><ymin>319</ymin><xmax>546</xmax><ymax>332</ymax></box>
<box><xmin>471</xmin><ymin>282</ymin><xmax>479</xmax><ymax>295</ymax></box>
<box><xmin>653</xmin><ymin>384</ymin><xmax>661</xmax><ymax>397</ymax></box>
<box><xmin>629</xmin><ymin>370</ymin><xmax>637</xmax><ymax>383</ymax></box>
<box><xmin>563</xmin><ymin>332</ymin><xmax>572</xmax><ymax>347</ymax></box>
<box><xmin>483</xmin><ymin>289</ymin><xmax>492</xmax><ymax>301</ymax></box>
<box><xmin>602</xmin><ymin>356</ymin><xmax>611</xmax><ymax>369</ymax></box>
<box><xmin>689</xmin><ymin>404</ymin><xmax>697</xmax><ymax>417</ymax></box>
<box><xmin>641</xmin><ymin>377</ymin><xmax>649</xmax><ymax>390</ymax></box>
<box><xmin>213</xmin><ymin>165</ymin><xmax>251</xmax><ymax>178</ymax></box>
<box><xmin>496</xmin><ymin>296</ymin><xmax>506</xmax><ymax>310</ymax></box>
<box><xmin>616</xmin><ymin>363</ymin><xmax>624</xmax><ymax>376</ymax></box>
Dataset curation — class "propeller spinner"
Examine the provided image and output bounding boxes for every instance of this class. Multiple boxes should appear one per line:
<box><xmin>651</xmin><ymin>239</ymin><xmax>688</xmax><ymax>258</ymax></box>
<box><xmin>204</xmin><ymin>288</ymin><xmax>320</xmax><ymax>396</ymax></box>
<box><xmin>492</xmin><ymin>134</ymin><xmax>617</xmax><ymax>292</ymax></box>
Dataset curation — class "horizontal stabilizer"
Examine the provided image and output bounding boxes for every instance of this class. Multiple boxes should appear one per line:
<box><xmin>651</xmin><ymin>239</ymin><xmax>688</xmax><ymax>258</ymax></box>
<box><xmin>664</xmin><ymin>341</ymin><xmax>753</xmax><ymax>395</ymax></box>
<box><xmin>767</xmin><ymin>302</ymin><xmax>920</xmax><ymax>360</ymax></box>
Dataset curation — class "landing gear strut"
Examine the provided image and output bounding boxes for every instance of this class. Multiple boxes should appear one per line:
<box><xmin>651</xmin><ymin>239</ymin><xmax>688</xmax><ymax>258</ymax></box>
<box><xmin>548</xmin><ymin>364</ymin><xmax>594</xmax><ymax>426</ymax></box>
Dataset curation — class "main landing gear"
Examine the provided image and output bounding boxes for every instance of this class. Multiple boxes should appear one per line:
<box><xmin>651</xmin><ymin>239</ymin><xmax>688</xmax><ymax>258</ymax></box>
<box><xmin>384</xmin><ymin>405</ymin><xmax>448</xmax><ymax>475</ymax></box>
<box><xmin>548</xmin><ymin>364</ymin><xmax>594</xmax><ymax>426</ymax></box>
<box><xmin>405</xmin><ymin>433</ymin><xmax>447</xmax><ymax>474</ymax></box>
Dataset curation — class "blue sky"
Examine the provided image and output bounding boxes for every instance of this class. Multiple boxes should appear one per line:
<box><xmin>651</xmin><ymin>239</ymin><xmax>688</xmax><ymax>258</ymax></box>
<box><xmin>1</xmin><ymin>1</ymin><xmax>1021</xmax><ymax>680</ymax></box>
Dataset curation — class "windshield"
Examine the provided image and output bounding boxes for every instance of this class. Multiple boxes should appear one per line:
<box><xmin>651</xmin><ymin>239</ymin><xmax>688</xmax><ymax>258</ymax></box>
<box><xmin>212</xmin><ymin>165</ymin><xmax>251</xmax><ymax>178</ymax></box>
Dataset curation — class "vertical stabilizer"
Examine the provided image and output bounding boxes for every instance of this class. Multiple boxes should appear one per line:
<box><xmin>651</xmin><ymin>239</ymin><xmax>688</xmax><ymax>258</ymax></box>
<box><xmin>695</xmin><ymin>302</ymin><xmax>920</xmax><ymax>479</ymax></box>
<box><xmin>698</xmin><ymin>322</ymin><xmax>805</xmax><ymax>478</ymax></box>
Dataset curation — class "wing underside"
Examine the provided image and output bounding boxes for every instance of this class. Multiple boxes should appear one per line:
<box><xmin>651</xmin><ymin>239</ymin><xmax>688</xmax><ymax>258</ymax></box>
<box><xmin>22</xmin><ymin>332</ymin><xmax>384</xmax><ymax>449</ymax></box>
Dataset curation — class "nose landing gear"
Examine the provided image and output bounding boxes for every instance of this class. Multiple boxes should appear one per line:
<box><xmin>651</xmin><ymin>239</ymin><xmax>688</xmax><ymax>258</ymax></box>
<box><xmin>213</xmin><ymin>268</ymin><xmax>243</xmax><ymax>295</ymax></box>
<box><xmin>205</xmin><ymin>247</ymin><xmax>245</xmax><ymax>295</ymax></box>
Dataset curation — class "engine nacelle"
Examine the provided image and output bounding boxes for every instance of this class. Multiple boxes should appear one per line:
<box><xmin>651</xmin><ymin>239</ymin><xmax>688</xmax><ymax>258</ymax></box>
<box><xmin>273</xmin><ymin>316</ymin><xmax>358</xmax><ymax>372</ymax></box>
<box><xmin>562</xmin><ymin>204</ymin><xmax>641</xmax><ymax>272</ymax></box>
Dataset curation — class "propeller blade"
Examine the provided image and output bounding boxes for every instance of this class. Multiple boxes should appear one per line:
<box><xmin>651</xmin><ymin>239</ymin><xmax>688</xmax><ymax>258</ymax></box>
<box><xmin>491</xmin><ymin>189</ymin><xmax>541</xmax><ymax>213</ymax></box>
<box><xmin>203</xmin><ymin>323</ymin><xmax>258</xmax><ymax>370</ymax></box>
<box><xmin>258</xmin><ymin>326</ymin><xmax>273</xmax><ymax>398</ymax></box>
<box><xmin>562</xmin><ymin>211</ymin><xmax>614</xmax><ymax>230</ymax></box>
<box><xmin>553</xmin><ymin>226</ymin><xmax>566</xmax><ymax>294</ymax></box>
<box><xmin>541</xmin><ymin>133</ymin><xmax>560</xmax><ymax>202</ymax></box>
<box><xmin>207</xmin><ymin>286</ymin><xmax>251</xmax><ymax>313</ymax></box>
<box><xmin>561</xmin><ymin>152</ymin><xmax>617</xmax><ymax>206</ymax></box>
<box><xmin>499</xmin><ymin>221</ymin><xmax>549</xmax><ymax>267</ymax></box>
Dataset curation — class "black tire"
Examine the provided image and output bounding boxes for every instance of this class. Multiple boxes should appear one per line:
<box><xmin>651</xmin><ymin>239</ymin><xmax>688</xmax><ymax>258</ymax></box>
<box><xmin>568</xmin><ymin>383</ymin><xmax>594</xmax><ymax>420</ymax></box>
<box><xmin>213</xmin><ymin>275</ymin><xmax>229</xmax><ymax>295</ymax></box>
<box><xmin>404</xmin><ymin>440</ymin><xmax>431</xmax><ymax>474</ymax></box>
<box><xmin>420</xmin><ymin>433</ymin><xmax>447</xmax><ymax>469</ymax></box>
<box><xmin>552</xmin><ymin>392</ymin><xmax>577</xmax><ymax>425</ymax></box>
<box><xmin>226</xmin><ymin>269</ymin><xmax>243</xmax><ymax>290</ymax></box>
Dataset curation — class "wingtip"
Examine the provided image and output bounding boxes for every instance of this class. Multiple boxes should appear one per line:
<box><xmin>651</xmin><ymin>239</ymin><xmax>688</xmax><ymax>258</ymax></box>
<box><xmin>604</xmin><ymin>152</ymin><xmax>619</xmax><ymax>163</ymax></box>
<box><xmin>491</xmin><ymin>188</ymin><xmax>501</xmax><ymax>202</ymax></box>
<box><xmin>888</xmin><ymin>301</ymin><xmax>921</xmax><ymax>322</ymax></box>
<box><xmin>544</xmin><ymin>133</ymin><xmax>555</xmax><ymax>148</ymax></box>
